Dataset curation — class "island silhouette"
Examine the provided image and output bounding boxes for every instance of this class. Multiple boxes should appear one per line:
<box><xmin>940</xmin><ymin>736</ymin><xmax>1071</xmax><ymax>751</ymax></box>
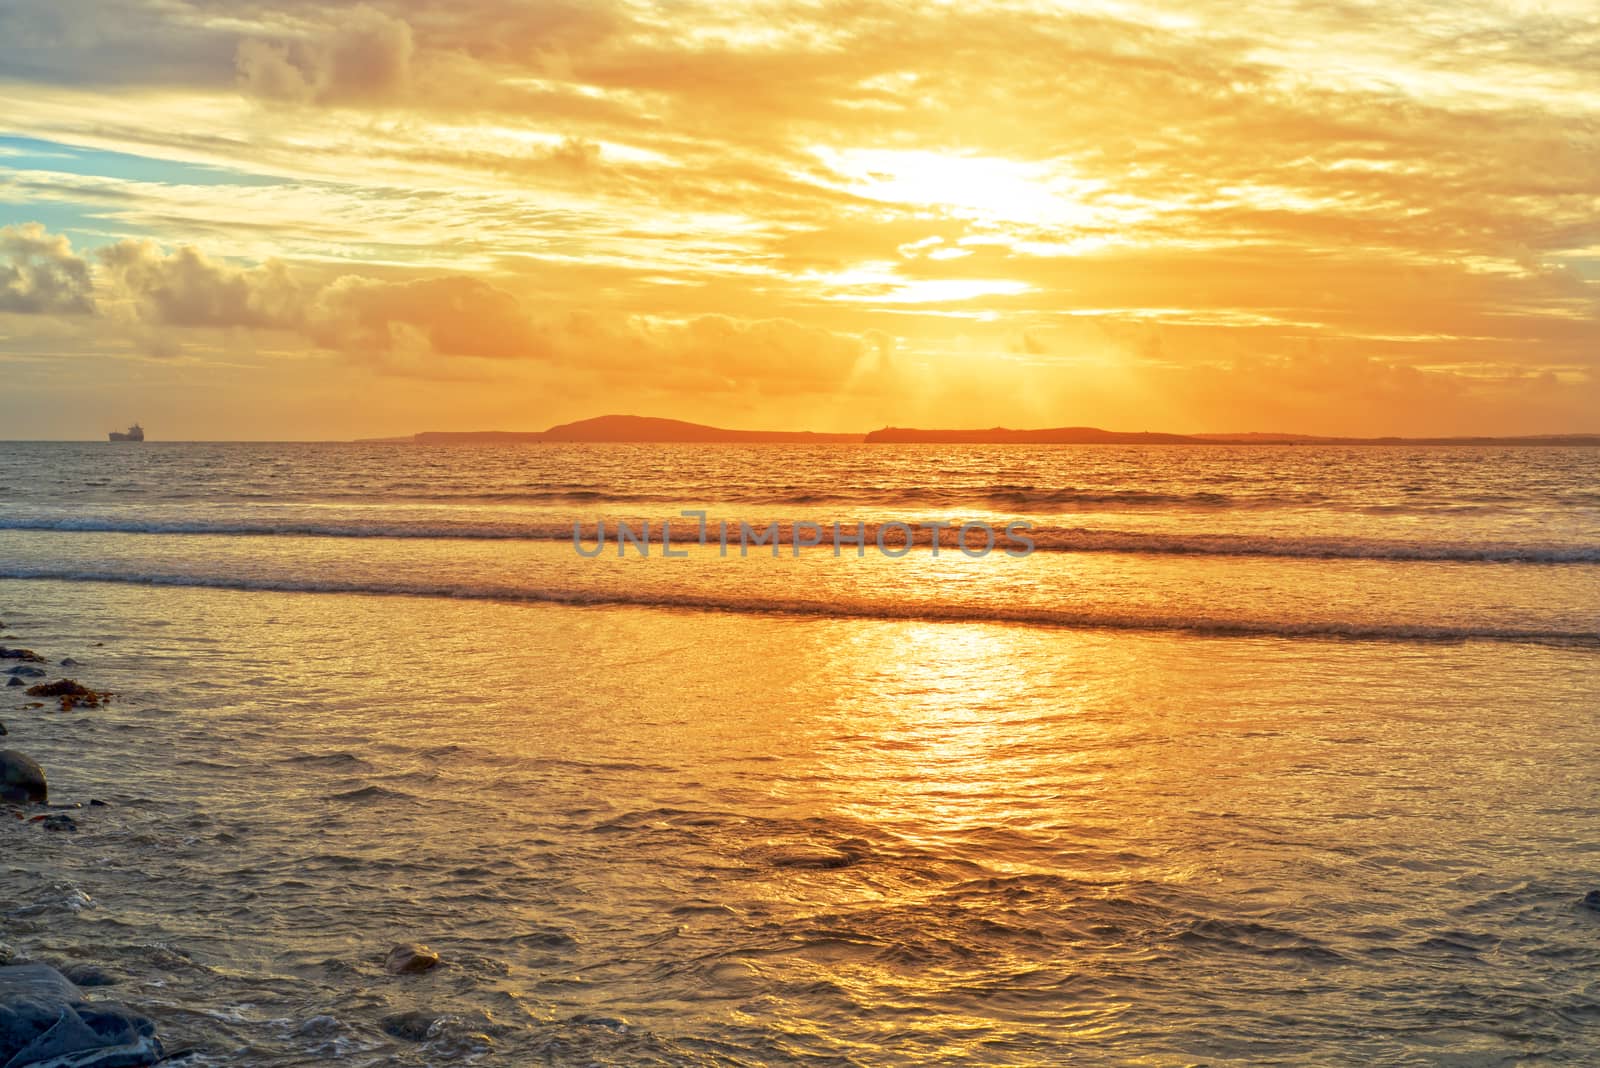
<box><xmin>357</xmin><ymin>415</ymin><xmax>1600</xmax><ymax>447</ymax></box>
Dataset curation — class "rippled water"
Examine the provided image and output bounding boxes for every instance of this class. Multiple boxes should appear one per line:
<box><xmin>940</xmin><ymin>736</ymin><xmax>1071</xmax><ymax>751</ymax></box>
<box><xmin>2</xmin><ymin>443</ymin><xmax>1598</xmax><ymax>1064</ymax></box>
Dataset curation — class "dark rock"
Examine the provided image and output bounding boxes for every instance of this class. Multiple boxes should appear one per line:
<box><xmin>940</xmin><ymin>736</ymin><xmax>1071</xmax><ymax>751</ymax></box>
<box><xmin>0</xmin><ymin>648</ymin><xmax>44</xmax><ymax>663</ymax></box>
<box><xmin>25</xmin><ymin>679</ymin><xmax>90</xmax><ymax>697</ymax></box>
<box><xmin>380</xmin><ymin>1011</ymin><xmax>439</xmax><ymax>1042</ymax></box>
<box><xmin>59</xmin><ymin>658</ymin><xmax>80</xmax><ymax>668</ymax></box>
<box><xmin>0</xmin><ymin>750</ymin><xmax>46</xmax><ymax>805</ymax></box>
<box><xmin>4</xmin><ymin>666</ymin><xmax>46</xmax><ymax>678</ymax></box>
<box><xmin>0</xmin><ymin>962</ymin><xmax>163</xmax><ymax>1066</ymax></box>
<box><xmin>23</xmin><ymin>679</ymin><xmax>112</xmax><ymax>711</ymax></box>
<box><xmin>39</xmin><ymin>813</ymin><xmax>78</xmax><ymax>832</ymax></box>
<box><xmin>1582</xmin><ymin>889</ymin><xmax>1600</xmax><ymax>912</ymax></box>
<box><xmin>0</xmin><ymin>718</ymin><xmax>6</xmax><ymax>731</ymax></box>
<box><xmin>757</xmin><ymin>843</ymin><xmax>856</xmax><ymax>870</ymax></box>
<box><xmin>384</xmin><ymin>943</ymin><xmax>440</xmax><ymax>975</ymax></box>
<box><xmin>89</xmin><ymin>799</ymin><xmax>110</xmax><ymax>808</ymax></box>
<box><xmin>59</xmin><ymin>963</ymin><xmax>115</xmax><ymax>987</ymax></box>
<box><xmin>5</xmin><ymin>677</ymin><xmax>18</xmax><ymax>686</ymax></box>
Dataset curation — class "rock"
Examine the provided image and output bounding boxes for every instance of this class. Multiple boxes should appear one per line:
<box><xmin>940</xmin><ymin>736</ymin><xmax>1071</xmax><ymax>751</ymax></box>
<box><xmin>380</xmin><ymin>1011</ymin><xmax>440</xmax><ymax>1042</ymax></box>
<box><xmin>4</xmin><ymin>666</ymin><xmax>46</xmax><ymax>678</ymax></box>
<box><xmin>4</xmin><ymin>677</ymin><xmax>18</xmax><ymax>686</ymax></box>
<box><xmin>39</xmin><ymin>813</ymin><xmax>78</xmax><ymax>832</ymax></box>
<box><xmin>0</xmin><ymin>963</ymin><xmax>164</xmax><ymax>1066</ymax></box>
<box><xmin>23</xmin><ymin>679</ymin><xmax>112</xmax><ymax>711</ymax></box>
<box><xmin>0</xmin><ymin>750</ymin><xmax>46</xmax><ymax>805</ymax></box>
<box><xmin>59</xmin><ymin>962</ymin><xmax>115</xmax><ymax>987</ymax></box>
<box><xmin>25</xmin><ymin>679</ymin><xmax>90</xmax><ymax>697</ymax></box>
<box><xmin>755</xmin><ymin>842</ymin><xmax>859</xmax><ymax>870</ymax></box>
<box><xmin>774</xmin><ymin>847</ymin><xmax>852</xmax><ymax>869</ymax></box>
<box><xmin>59</xmin><ymin>658</ymin><xmax>80</xmax><ymax>668</ymax></box>
<box><xmin>1582</xmin><ymin>889</ymin><xmax>1600</xmax><ymax>912</ymax></box>
<box><xmin>384</xmin><ymin>943</ymin><xmax>441</xmax><ymax>975</ymax></box>
<box><xmin>0</xmin><ymin>718</ymin><xmax>7</xmax><ymax>732</ymax></box>
<box><xmin>0</xmin><ymin>648</ymin><xmax>44</xmax><ymax>663</ymax></box>
<box><xmin>89</xmin><ymin>799</ymin><xmax>110</xmax><ymax>808</ymax></box>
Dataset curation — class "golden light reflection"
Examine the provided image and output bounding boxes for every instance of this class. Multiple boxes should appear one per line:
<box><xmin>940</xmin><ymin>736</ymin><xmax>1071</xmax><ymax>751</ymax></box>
<box><xmin>806</xmin><ymin>622</ymin><xmax>1084</xmax><ymax>859</ymax></box>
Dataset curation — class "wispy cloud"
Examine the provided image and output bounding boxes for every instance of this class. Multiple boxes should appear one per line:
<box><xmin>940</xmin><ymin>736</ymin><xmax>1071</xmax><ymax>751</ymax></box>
<box><xmin>0</xmin><ymin>0</ymin><xmax>1596</xmax><ymax>435</ymax></box>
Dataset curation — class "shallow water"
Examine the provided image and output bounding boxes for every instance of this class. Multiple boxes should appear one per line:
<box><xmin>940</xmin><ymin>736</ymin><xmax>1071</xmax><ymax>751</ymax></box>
<box><xmin>2</xmin><ymin>443</ymin><xmax>1598</xmax><ymax>1064</ymax></box>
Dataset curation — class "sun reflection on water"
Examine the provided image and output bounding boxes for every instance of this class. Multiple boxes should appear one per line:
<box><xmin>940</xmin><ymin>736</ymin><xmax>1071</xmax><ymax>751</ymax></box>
<box><xmin>798</xmin><ymin>623</ymin><xmax>1119</xmax><ymax>872</ymax></box>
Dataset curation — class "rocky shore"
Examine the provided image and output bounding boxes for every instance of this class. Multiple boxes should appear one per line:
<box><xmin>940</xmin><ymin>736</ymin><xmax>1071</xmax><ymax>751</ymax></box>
<box><xmin>1</xmin><ymin>614</ymin><xmax>169</xmax><ymax>1067</ymax></box>
<box><xmin>2</xmin><ymin>614</ymin><xmax>167</xmax><ymax>1065</ymax></box>
<box><xmin>2</xmin><ymin>609</ymin><xmax>459</xmax><ymax>1066</ymax></box>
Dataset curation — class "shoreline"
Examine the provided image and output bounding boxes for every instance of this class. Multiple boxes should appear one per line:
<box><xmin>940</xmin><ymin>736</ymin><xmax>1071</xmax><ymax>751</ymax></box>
<box><xmin>2</xmin><ymin>579</ymin><xmax>1599</xmax><ymax>1063</ymax></box>
<box><xmin>1</xmin><ymin>597</ymin><xmax>461</xmax><ymax>1066</ymax></box>
<box><xmin>1</xmin><ymin>608</ymin><xmax>169</xmax><ymax>1065</ymax></box>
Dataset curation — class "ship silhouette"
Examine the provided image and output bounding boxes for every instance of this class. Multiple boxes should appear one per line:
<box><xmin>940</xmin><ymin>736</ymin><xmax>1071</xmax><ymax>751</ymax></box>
<box><xmin>108</xmin><ymin>423</ymin><xmax>145</xmax><ymax>442</ymax></box>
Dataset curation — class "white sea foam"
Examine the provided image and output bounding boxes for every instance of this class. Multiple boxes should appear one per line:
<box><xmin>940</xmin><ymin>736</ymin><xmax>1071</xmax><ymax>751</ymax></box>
<box><xmin>0</xmin><ymin>515</ymin><xmax>1593</xmax><ymax>563</ymax></box>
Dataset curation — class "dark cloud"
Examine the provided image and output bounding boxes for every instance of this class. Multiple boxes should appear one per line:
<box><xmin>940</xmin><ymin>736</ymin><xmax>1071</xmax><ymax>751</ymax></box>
<box><xmin>0</xmin><ymin>0</ymin><xmax>235</xmax><ymax>88</ymax></box>
<box><xmin>237</xmin><ymin>5</ymin><xmax>414</xmax><ymax>104</ymax></box>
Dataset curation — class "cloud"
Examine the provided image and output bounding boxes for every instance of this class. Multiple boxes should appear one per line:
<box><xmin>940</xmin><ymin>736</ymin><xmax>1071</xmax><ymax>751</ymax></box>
<box><xmin>560</xmin><ymin>312</ymin><xmax>897</xmax><ymax>395</ymax></box>
<box><xmin>306</xmin><ymin>274</ymin><xmax>547</xmax><ymax>359</ymax></box>
<box><xmin>97</xmin><ymin>239</ymin><xmax>303</xmax><ymax>328</ymax></box>
<box><xmin>234</xmin><ymin>40</ymin><xmax>316</xmax><ymax>104</ymax></box>
<box><xmin>0</xmin><ymin>222</ymin><xmax>95</xmax><ymax>315</ymax></box>
<box><xmin>237</xmin><ymin>5</ymin><xmax>414</xmax><ymax>105</ymax></box>
<box><xmin>94</xmin><ymin>236</ymin><xmax>538</xmax><ymax>359</ymax></box>
<box><xmin>0</xmin><ymin>0</ymin><xmax>233</xmax><ymax>90</ymax></box>
<box><xmin>3</xmin><ymin>0</ymin><xmax>1600</xmax><ymax>433</ymax></box>
<box><xmin>76</xmin><ymin>228</ymin><xmax>891</xmax><ymax>395</ymax></box>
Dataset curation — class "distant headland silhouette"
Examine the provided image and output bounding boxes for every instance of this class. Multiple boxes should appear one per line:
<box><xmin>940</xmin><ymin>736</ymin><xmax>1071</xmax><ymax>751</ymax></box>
<box><xmin>356</xmin><ymin>414</ymin><xmax>1600</xmax><ymax>447</ymax></box>
<box><xmin>361</xmin><ymin>415</ymin><xmax>859</xmax><ymax>444</ymax></box>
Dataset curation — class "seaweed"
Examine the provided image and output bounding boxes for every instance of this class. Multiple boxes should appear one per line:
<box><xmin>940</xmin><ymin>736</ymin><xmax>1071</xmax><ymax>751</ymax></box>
<box><xmin>24</xmin><ymin>678</ymin><xmax>114</xmax><ymax>711</ymax></box>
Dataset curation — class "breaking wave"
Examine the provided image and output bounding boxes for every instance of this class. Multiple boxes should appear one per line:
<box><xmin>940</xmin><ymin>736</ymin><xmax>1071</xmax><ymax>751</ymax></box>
<box><xmin>0</xmin><ymin>515</ymin><xmax>1594</xmax><ymax>563</ymax></box>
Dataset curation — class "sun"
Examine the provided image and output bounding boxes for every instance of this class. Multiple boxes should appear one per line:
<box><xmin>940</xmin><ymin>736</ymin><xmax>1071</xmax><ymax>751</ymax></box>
<box><xmin>811</xmin><ymin>146</ymin><xmax>1106</xmax><ymax>227</ymax></box>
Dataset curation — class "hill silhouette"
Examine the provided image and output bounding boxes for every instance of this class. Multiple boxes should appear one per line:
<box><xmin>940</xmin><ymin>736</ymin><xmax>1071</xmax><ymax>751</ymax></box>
<box><xmin>358</xmin><ymin>415</ymin><xmax>1600</xmax><ymax>446</ymax></box>
<box><xmin>384</xmin><ymin>415</ymin><xmax>860</xmax><ymax>444</ymax></box>
<box><xmin>541</xmin><ymin>415</ymin><xmax>859</xmax><ymax>443</ymax></box>
<box><xmin>865</xmin><ymin>426</ymin><xmax>1201</xmax><ymax>444</ymax></box>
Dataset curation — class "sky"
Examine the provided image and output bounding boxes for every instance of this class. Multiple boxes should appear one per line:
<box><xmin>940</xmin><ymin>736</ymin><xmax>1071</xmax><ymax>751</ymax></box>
<box><xmin>0</xmin><ymin>0</ymin><xmax>1597</xmax><ymax>440</ymax></box>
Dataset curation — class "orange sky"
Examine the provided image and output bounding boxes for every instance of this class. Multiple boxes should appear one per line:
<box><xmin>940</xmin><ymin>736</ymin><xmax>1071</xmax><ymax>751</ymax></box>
<box><xmin>0</xmin><ymin>0</ymin><xmax>1596</xmax><ymax>439</ymax></box>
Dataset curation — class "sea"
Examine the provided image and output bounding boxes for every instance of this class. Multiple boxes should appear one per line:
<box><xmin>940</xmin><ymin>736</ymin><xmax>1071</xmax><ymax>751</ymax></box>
<box><xmin>0</xmin><ymin>441</ymin><xmax>1597</xmax><ymax>1066</ymax></box>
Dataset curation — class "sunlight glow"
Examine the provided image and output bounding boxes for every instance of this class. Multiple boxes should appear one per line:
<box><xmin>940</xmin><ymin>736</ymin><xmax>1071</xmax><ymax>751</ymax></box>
<box><xmin>803</xmin><ymin>262</ymin><xmax>1031</xmax><ymax>303</ymax></box>
<box><xmin>812</xmin><ymin>147</ymin><xmax>1106</xmax><ymax>226</ymax></box>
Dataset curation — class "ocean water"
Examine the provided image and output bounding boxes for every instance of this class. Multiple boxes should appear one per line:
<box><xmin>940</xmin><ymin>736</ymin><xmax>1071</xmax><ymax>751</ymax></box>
<box><xmin>1</xmin><ymin>442</ymin><xmax>1597</xmax><ymax>1065</ymax></box>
